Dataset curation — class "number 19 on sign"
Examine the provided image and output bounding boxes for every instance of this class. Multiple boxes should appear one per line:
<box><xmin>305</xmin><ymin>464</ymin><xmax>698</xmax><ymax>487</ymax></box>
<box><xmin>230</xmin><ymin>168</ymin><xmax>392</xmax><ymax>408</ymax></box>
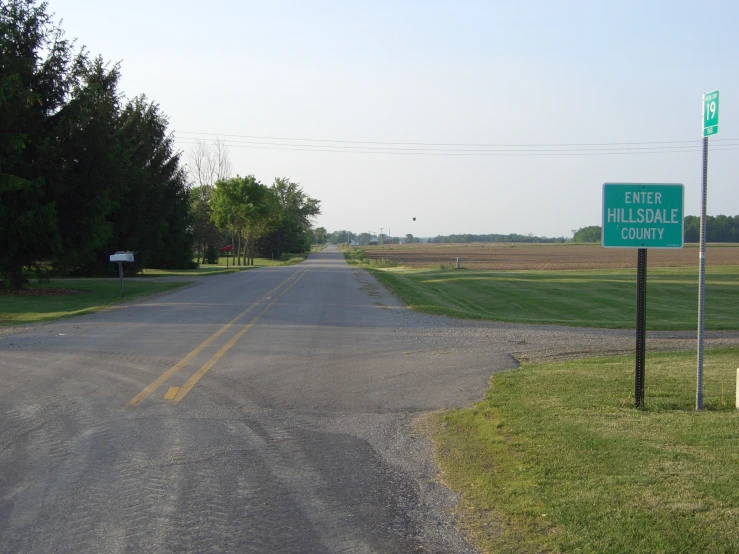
<box><xmin>703</xmin><ymin>90</ymin><xmax>719</xmax><ymax>137</ymax></box>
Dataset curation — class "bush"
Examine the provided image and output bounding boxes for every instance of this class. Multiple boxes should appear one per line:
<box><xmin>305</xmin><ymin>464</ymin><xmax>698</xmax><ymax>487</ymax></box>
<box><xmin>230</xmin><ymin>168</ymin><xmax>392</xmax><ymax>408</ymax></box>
<box><xmin>204</xmin><ymin>245</ymin><xmax>220</xmax><ymax>264</ymax></box>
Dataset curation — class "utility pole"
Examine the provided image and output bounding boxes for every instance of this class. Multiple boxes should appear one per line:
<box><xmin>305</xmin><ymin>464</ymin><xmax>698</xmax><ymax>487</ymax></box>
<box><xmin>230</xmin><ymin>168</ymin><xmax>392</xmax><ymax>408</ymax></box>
<box><xmin>379</xmin><ymin>228</ymin><xmax>383</xmax><ymax>246</ymax></box>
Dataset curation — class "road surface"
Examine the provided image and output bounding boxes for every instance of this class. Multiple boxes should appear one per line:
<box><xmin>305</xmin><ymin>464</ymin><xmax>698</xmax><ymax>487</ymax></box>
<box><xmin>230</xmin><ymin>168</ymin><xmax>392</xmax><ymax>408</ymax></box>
<box><xmin>2</xmin><ymin>246</ymin><xmax>737</xmax><ymax>553</ymax></box>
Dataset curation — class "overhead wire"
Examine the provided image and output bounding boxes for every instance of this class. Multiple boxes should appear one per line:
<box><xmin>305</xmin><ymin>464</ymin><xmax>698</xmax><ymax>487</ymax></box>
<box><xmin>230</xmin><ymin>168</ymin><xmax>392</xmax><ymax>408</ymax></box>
<box><xmin>173</xmin><ymin>130</ymin><xmax>739</xmax><ymax>148</ymax></box>
<box><xmin>172</xmin><ymin>131</ymin><xmax>739</xmax><ymax>157</ymax></box>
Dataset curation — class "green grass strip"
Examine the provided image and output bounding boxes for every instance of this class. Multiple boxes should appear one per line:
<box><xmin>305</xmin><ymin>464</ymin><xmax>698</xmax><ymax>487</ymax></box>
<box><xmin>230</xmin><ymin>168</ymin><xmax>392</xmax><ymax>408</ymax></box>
<box><xmin>430</xmin><ymin>348</ymin><xmax>739</xmax><ymax>553</ymax></box>
<box><xmin>0</xmin><ymin>280</ymin><xmax>189</xmax><ymax>326</ymax></box>
<box><xmin>365</xmin><ymin>265</ymin><xmax>739</xmax><ymax>330</ymax></box>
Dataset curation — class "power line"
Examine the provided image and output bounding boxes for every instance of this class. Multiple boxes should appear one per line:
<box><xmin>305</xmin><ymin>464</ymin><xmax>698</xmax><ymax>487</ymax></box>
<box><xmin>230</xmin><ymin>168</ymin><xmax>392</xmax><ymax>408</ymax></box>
<box><xmin>175</xmin><ymin>136</ymin><xmax>739</xmax><ymax>153</ymax></box>
<box><xmin>174</xmin><ymin>137</ymin><xmax>739</xmax><ymax>156</ymax></box>
<box><xmin>174</xmin><ymin>129</ymin><xmax>739</xmax><ymax>148</ymax></box>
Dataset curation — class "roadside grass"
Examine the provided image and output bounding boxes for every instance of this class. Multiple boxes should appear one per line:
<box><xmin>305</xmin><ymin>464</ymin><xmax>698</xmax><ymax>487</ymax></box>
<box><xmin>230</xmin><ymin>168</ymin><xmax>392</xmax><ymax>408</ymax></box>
<box><xmin>362</xmin><ymin>265</ymin><xmax>739</xmax><ymax>330</ymax></box>
<box><xmin>429</xmin><ymin>348</ymin><xmax>739</xmax><ymax>554</ymax></box>
<box><xmin>0</xmin><ymin>280</ymin><xmax>188</xmax><ymax>326</ymax></box>
<box><xmin>344</xmin><ymin>248</ymin><xmax>397</xmax><ymax>268</ymax></box>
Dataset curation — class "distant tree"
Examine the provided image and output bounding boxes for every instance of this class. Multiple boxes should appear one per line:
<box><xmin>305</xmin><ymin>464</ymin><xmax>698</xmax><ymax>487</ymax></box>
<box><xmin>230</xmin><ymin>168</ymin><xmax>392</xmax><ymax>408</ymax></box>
<box><xmin>314</xmin><ymin>227</ymin><xmax>327</xmax><ymax>244</ymax></box>
<box><xmin>405</xmin><ymin>234</ymin><xmax>414</xmax><ymax>244</ymax></box>
<box><xmin>327</xmin><ymin>230</ymin><xmax>355</xmax><ymax>244</ymax></box>
<box><xmin>210</xmin><ymin>176</ymin><xmax>249</xmax><ymax>265</ymax></box>
<box><xmin>684</xmin><ymin>215</ymin><xmax>739</xmax><ymax>243</ymax></box>
<box><xmin>356</xmin><ymin>232</ymin><xmax>371</xmax><ymax>245</ymax></box>
<box><xmin>188</xmin><ymin>139</ymin><xmax>232</xmax><ymax>189</ymax></box>
<box><xmin>190</xmin><ymin>185</ymin><xmax>227</xmax><ymax>264</ymax></box>
<box><xmin>259</xmin><ymin>178</ymin><xmax>321</xmax><ymax>256</ymax></box>
<box><xmin>187</xmin><ymin>139</ymin><xmax>232</xmax><ymax>264</ymax></box>
<box><xmin>203</xmin><ymin>244</ymin><xmax>219</xmax><ymax>264</ymax></box>
<box><xmin>572</xmin><ymin>226</ymin><xmax>602</xmax><ymax>243</ymax></box>
<box><xmin>241</xmin><ymin>178</ymin><xmax>277</xmax><ymax>266</ymax></box>
<box><xmin>684</xmin><ymin>216</ymin><xmax>700</xmax><ymax>243</ymax></box>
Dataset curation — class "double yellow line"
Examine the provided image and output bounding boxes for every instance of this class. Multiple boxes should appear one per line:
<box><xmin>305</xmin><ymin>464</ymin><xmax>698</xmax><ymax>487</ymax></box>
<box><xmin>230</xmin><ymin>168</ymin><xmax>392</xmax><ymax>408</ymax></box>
<box><xmin>125</xmin><ymin>266</ymin><xmax>311</xmax><ymax>408</ymax></box>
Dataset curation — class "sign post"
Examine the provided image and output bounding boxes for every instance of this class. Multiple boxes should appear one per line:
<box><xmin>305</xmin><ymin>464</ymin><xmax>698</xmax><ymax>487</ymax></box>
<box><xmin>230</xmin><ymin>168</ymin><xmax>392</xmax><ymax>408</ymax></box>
<box><xmin>697</xmin><ymin>90</ymin><xmax>719</xmax><ymax>410</ymax></box>
<box><xmin>603</xmin><ymin>183</ymin><xmax>684</xmax><ymax>408</ymax></box>
<box><xmin>109</xmin><ymin>252</ymin><xmax>135</xmax><ymax>297</ymax></box>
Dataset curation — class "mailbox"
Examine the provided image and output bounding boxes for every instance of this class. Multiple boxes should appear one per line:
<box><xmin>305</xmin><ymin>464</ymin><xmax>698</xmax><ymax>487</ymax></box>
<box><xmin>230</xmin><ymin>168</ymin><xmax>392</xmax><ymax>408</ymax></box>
<box><xmin>109</xmin><ymin>252</ymin><xmax>134</xmax><ymax>263</ymax></box>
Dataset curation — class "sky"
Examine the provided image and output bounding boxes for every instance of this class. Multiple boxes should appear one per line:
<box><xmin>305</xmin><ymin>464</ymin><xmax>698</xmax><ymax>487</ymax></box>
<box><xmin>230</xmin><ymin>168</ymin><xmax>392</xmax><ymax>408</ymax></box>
<box><xmin>49</xmin><ymin>0</ymin><xmax>739</xmax><ymax>239</ymax></box>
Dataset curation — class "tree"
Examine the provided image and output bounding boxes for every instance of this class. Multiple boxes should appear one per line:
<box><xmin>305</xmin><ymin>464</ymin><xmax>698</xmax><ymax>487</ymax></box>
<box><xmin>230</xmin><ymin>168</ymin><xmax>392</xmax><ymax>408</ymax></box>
<box><xmin>259</xmin><ymin>177</ymin><xmax>321</xmax><ymax>257</ymax></box>
<box><xmin>188</xmin><ymin>139</ymin><xmax>232</xmax><ymax>189</ymax></box>
<box><xmin>0</xmin><ymin>0</ymin><xmax>74</xmax><ymax>287</ymax></box>
<box><xmin>101</xmin><ymin>95</ymin><xmax>195</xmax><ymax>272</ymax></box>
<box><xmin>241</xmin><ymin>178</ymin><xmax>277</xmax><ymax>266</ymax></box>
<box><xmin>572</xmin><ymin>226</ymin><xmax>602</xmax><ymax>243</ymax></box>
<box><xmin>52</xmin><ymin>55</ymin><xmax>126</xmax><ymax>274</ymax></box>
<box><xmin>210</xmin><ymin>177</ymin><xmax>248</xmax><ymax>265</ymax></box>
<box><xmin>327</xmin><ymin>230</ymin><xmax>355</xmax><ymax>244</ymax></box>
<box><xmin>314</xmin><ymin>227</ymin><xmax>327</xmax><ymax>244</ymax></box>
<box><xmin>405</xmin><ymin>234</ymin><xmax>414</xmax><ymax>244</ymax></box>
<box><xmin>187</xmin><ymin>139</ymin><xmax>232</xmax><ymax>264</ymax></box>
<box><xmin>190</xmin><ymin>185</ymin><xmax>226</xmax><ymax>264</ymax></box>
<box><xmin>210</xmin><ymin>175</ymin><xmax>275</xmax><ymax>266</ymax></box>
<box><xmin>0</xmin><ymin>0</ymin><xmax>197</xmax><ymax>284</ymax></box>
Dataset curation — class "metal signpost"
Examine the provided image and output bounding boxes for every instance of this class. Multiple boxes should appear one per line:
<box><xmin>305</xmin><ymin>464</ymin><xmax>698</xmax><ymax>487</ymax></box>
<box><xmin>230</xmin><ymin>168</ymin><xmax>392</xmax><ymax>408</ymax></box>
<box><xmin>697</xmin><ymin>90</ymin><xmax>719</xmax><ymax>410</ymax></box>
<box><xmin>603</xmin><ymin>183</ymin><xmax>684</xmax><ymax>408</ymax></box>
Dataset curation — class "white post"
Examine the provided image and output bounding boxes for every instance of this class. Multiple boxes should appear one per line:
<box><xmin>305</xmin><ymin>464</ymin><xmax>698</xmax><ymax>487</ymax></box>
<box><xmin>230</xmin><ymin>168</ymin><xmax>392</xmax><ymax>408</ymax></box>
<box><xmin>456</xmin><ymin>257</ymin><xmax>461</xmax><ymax>269</ymax></box>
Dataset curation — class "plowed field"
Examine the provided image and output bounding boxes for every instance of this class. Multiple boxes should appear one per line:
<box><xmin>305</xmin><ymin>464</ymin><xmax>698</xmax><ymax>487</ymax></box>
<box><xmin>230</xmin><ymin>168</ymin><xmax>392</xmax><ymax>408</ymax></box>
<box><xmin>363</xmin><ymin>243</ymin><xmax>739</xmax><ymax>270</ymax></box>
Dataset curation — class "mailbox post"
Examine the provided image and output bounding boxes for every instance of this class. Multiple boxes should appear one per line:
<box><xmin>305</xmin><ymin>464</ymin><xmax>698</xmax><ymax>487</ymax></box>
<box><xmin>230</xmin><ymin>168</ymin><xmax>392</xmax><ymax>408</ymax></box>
<box><xmin>109</xmin><ymin>252</ymin><xmax>134</xmax><ymax>297</ymax></box>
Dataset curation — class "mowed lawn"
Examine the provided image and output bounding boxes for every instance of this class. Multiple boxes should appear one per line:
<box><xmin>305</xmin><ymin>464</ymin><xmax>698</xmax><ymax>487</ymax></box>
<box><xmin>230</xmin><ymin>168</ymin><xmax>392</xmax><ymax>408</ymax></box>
<box><xmin>368</xmin><ymin>265</ymin><xmax>739</xmax><ymax>330</ymax></box>
<box><xmin>0</xmin><ymin>251</ymin><xmax>316</xmax><ymax>327</ymax></box>
<box><xmin>0</xmin><ymin>280</ymin><xmax>188</xmax><ymax>326</ymax></box>
<box><xmin>431</xmin><ymin>348</ymin><xmax>739</xmax><ymax>553</ymax></box>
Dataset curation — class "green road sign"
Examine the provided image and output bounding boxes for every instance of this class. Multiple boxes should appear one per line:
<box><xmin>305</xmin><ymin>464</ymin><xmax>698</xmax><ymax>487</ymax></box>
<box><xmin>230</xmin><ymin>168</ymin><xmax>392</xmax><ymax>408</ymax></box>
<box><xmin>602</xmin><ymin>183</ymin><xmax>684</xmax><ymax>248</ymax></box>
<box><xmin>703</xmin><ymin>90</ymin><xmax>719</xmax><ymax>136</ymax></box>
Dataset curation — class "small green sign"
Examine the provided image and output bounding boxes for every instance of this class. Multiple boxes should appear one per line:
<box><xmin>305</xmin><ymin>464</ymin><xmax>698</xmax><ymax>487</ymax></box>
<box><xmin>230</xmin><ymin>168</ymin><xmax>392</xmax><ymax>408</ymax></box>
<box><xmin>703</xmin><ymin>90</ymin><xmax>719</xmax><ymax>136</ymax></box>
<box><xmin>602</xmin><ymin>183</ymin><xmax>684</xmax><ymax>248</ymax></box>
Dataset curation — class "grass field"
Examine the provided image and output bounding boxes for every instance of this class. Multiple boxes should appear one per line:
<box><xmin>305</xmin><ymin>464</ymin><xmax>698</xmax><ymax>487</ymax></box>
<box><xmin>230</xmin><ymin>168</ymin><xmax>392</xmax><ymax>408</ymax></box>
<box><xmin>362</xmin><ymin>242</ymin><xmax>739</xmax><ymax>270</ymax></box>
<box><xmin>366</xmin><ymin>265</ymin><xmax>739</xmax><ymax>330</ymax></box>
<box><xmin>345</xmin><ymin>246</ymin><xmax>739</xmax><ymax>330</ymax></box>
<box><xmin>0</xmin><ymin>280</ymin><xmax>188</xmax><ymax>326</ymax></box>
<box><xmin>429</xmin><ymin>348</ymin><xmax>739</xmax><ymax>553</ymax></box>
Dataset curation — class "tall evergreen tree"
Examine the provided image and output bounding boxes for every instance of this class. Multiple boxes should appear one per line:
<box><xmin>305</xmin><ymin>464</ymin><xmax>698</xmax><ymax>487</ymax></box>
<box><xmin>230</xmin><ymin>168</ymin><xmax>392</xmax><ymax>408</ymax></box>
<box><xmin>0</xmin><ymin>0</ymin><xmax>73</xmax><ymax>287</ymax></box>
<box><xmin>52</xmin><ymin>55</ymin><xmax>125</xmax><ymax>274</ymax></box>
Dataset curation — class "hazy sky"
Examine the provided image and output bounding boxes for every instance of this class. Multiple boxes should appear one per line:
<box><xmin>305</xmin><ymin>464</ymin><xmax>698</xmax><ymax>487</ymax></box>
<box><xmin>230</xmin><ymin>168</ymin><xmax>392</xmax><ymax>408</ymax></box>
<box><xmin>50</xmin><ymin>0</ymin><xmax>739</xmax><ymax>238</ymax></box>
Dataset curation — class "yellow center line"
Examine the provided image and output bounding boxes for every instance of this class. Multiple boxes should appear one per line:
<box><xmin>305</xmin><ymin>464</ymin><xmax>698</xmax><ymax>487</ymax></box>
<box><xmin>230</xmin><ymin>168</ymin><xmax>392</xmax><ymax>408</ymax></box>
<box><xmin>167</xmin><ymin>267</ymin><xmax>311</xmax><ymax>405</ymax></box>
<box><xmin>124</xmin><ymin>268</ymin><xmax>304</xmax><ymax>408</ymax></box>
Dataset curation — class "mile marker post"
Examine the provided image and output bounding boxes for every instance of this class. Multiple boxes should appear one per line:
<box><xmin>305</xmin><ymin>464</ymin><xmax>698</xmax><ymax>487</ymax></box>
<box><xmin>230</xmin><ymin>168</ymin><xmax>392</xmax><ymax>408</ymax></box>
<box><xmin>697</xmin><ymin>90</ymin><xmax>719</xmax><ymax>411</ymax></box>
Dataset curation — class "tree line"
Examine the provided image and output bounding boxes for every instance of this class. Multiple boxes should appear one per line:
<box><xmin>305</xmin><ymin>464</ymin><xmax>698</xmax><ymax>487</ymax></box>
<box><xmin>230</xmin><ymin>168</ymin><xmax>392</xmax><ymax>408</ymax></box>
<box><xmin>0</xmin><ymin>0</ymin><xmax>320</xmax><ymax>287</ymax></box>
<box><xmin>572</xmin><ymin>217</ymin><xmax>739</xmax><ymax>243</ymax></box>
<box><xmin>190</xmin><ymin>161</ymin><xmax>320</xmax><ymax>266</ymax></box>
<box><xmin>428</xmin><ymin>233</ymin><xmax>567</xmax><ymax>244</ymax></box>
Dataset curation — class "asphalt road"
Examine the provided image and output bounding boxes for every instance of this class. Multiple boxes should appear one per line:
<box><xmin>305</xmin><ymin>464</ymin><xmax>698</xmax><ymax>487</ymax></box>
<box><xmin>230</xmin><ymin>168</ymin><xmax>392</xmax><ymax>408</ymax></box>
<box><xmin>1</xmin><ymin>247</ymin><xmax>501</xmax><ymax>553</ymax></box>
<box><xmin>2</xmin><ymin>247</ymin><xmax>737</xmax><ymax>553</ymax></box>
